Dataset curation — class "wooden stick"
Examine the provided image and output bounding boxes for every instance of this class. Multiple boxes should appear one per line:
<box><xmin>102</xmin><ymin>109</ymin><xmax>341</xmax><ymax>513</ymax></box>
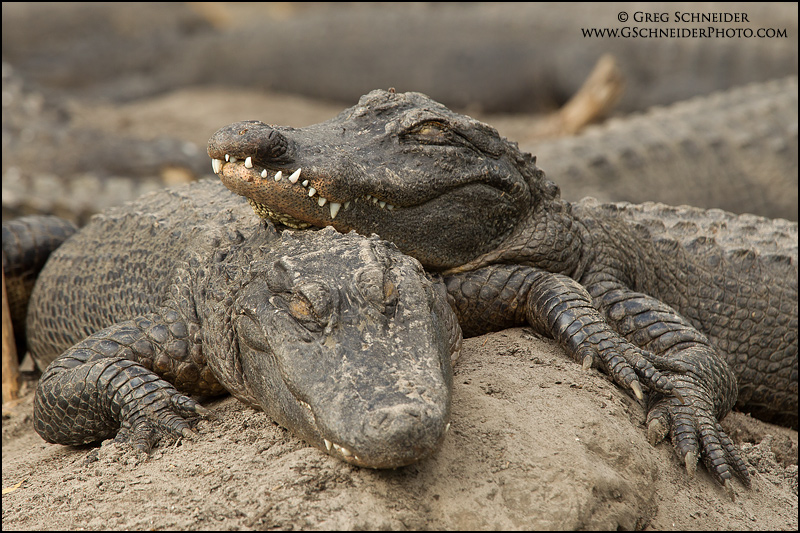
<box><xmin>2</xmin><ymin>269</ymin><xmax>21</xmax><ymax>403</ymax></box>
<box><xmin>553</xmin><ymin>54</ymin><xmax>626</xmax><ymax>135</ymax></box>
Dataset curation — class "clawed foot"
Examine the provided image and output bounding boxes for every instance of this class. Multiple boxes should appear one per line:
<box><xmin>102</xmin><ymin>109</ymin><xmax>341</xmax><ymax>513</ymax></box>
<box><xmin>576</xmin><ymin>335</ymin><xmax>686</xmax><ymax>403</ymax></box>
<box><xmin>114</xmin><ymin>381</ymin><xmax>214</xmax><ymax>453</ymax></box>
<box><xmin>646</xmin><ymin>375</ymin><xmax>751</xmax><ymax>497</ymax></box>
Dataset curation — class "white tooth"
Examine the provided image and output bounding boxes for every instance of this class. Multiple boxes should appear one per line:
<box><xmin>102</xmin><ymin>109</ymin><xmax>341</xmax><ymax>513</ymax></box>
<box><xmin>225</xmin><ymin>154</ymin><xmax>230</xmax><ymax>162</ymax></box>
<box><xmin>230</xmin><ymin>156</ymin><xmax>238</xmax><ymax>163</ymax></box>
<box><xmin>211</xmin><ymin>159</ymin><xmax>222</xmax><ymax>174</ymax></box>
<box><xmin>329</xmin><ymin>202</ymin><xmax>341</xmax><ymax>219</ymax></box>
<box><xmin>275</xmin><ymin>170</ymin><xmax>282</xmax><ymax>181</ymax></box>
<box><xmin>245</xmin><ymin>157</ymin><xmax>253</xmax><ymax>168</ymax></box>
<box><xmin>387</xmin><ymin>204</ymin><xmax>395</xmax><ymax>210</ymax></box>
<box><xmin>344</xmin><ymin>201</ymin><xmax>350</xmax><ymax>210</ymax></box>
<box><xmin>324</xmin><ymin>439</ymin><xmax>332</xmax><ymax>452</ymax></box>
<box><xmin>333</xmin><ymin>443</ymin><xmax>341</xmax><ymax>451</ymax></box>
<box><xmin>372</xmin><ymin>197</ymin><xmax>379</xmax><ymax>204</ymax></box>
<box><xmin>445</xmin><ymin>423</ymin><xmax>451</xmax><ymax>433</ymax></box>
<box><xmin>288</xmin><ymin>168</ymin><xmax>301</xmax><ymax>183</ymax></box>
<box><xmin>365</xmin><ymin>194</ymin><xmax>372</xmax><ymax>201</ymax></box>
<box><xmin>317</xmin><ymin>197</ymin><xmax>327</xmax><ymax>206</ymax></box>
<box><xmin>379</xmin><ymin>201</ymin><xmax>386</xmax><ymax>208</ymax></box>
<box><xmin>308</xmin><ymin>187</ymin><xmax>316</xmax><ymax>197</ymax></box>
<box><xmin>302</xmin><ymin>179</ymin><xmax>309</xmax><ymax>187</ymax></box>
<box><xmin>340</xmin><ymin>447</ymin><xmax>353</xmax><ymax>457</ymax></box>
<box><xmin>261</xmin><ymin>169</ymin><xmax>268</xmax><ymax>178</ymax></box>
<box><xmin>354</xmin><ymin>455</ymin><xmax>361</xmax><ymax>462</ymax></box>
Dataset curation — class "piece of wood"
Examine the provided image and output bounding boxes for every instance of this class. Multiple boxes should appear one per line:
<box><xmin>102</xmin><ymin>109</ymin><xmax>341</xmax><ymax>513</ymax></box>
<box><xmin>552</xmin><ymin>54</ymin><xmax>626</xmax><ymax>135</ymax></box>
<box><xmin>2</xmin><ymin>269</ymin><xmax>21</xmax><ymax>403</ymax></box>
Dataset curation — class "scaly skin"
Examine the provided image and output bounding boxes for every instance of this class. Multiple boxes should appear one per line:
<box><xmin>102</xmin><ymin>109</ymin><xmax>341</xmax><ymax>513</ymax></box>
<box><xmin>8</xmin><ymin>180</ymin><xmax>462</xmax><ymax>469</ymax></box>
<box><xmin>532</xmin><ymin>76</ymin><xmax>798</xmax><ymax>221</ymax></box>
<box><xmin>2</xmin><ymin>215</ymin><xmax>77</xmax><ymax>355</ymax></box>
<box><xmin>209</xmin><ymin>89</ymin><xmax>798</xmax><ymax>491</ymax></box>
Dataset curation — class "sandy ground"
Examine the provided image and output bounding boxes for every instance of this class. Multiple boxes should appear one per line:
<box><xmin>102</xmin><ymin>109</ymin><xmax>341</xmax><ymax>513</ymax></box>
<box><xmin>3</xmin><ymin>329</ymin><xmax>797</xmax><ymax>530</ymax></box>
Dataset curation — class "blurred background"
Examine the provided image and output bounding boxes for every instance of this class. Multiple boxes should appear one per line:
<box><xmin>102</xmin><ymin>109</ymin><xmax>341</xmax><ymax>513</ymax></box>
<box><xmin>2</xmin><ymin>2</ymin><xmax>797</xmax><ymax>223</ymax></box>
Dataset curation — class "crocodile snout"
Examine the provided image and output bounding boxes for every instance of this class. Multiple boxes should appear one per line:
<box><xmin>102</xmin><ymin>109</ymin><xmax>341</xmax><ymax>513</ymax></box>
<box><xmin>208</xmin><ymin>120</ymin><xmax>294</xmax><ymax>165</ymax></box>
<box><xmin>320</xmin><ymin>403</ymin><xmax>449</xmax><ymax>469</ymax></box>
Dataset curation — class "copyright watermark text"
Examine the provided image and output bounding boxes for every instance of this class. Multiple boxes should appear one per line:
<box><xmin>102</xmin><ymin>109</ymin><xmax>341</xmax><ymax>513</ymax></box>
<box><xmin>584</xmin><ymin>10</ymin><xmax>788</xmax><ymax>38</ymax></box>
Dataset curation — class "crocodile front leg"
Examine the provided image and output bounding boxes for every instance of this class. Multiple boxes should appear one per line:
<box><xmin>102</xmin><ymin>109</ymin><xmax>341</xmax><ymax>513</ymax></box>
<box><xmin>444</xmin><ymin>264</ymin><xmax>681</xmax><ymax>401</ymax></box>
<box><xmin>34</xmin><ymin>310</ymin><xmax>219</xmax><ymax>452</ymax></box>
<box><xmin>587</xmin><ymin>280</ymin><xmax>751</xmax><ymax>491</ymax></box>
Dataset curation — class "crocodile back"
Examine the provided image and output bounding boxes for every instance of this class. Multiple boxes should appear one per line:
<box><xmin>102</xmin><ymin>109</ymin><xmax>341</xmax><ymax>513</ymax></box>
<box><xmin>26</xmin><ymin>180</ymin><xmax>259</xmax><ymax>368</ymax></box>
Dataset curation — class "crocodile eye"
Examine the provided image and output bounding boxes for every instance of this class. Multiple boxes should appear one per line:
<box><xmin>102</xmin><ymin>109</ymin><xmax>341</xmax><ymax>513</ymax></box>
<box><xmin>408</xmin><ymin>121</ymin><xmax>451</xmax><ymax>144</ymax></box>
<box><xmin>403</xmin><ymin>120</ymin><xmax>483</xmax><ymax>153</ymax></box>
<box><xmin>416</xmin><ymin>122</ymin><xmax>447</xmax><ymax>136</ymax></box>
<box><xmin>356</xmin><ymin>267</ymin><xmax>385</xmax><ymax>306</ymax></box>
<box><xmin>355</xmin><ymin>266</ymin><xmax>399</xmax><ymax>314</ymax></box>
<box><xmin>288</xmin><ymin>281</ymin><xmax>332</xmax><ymax>327</ymax></box>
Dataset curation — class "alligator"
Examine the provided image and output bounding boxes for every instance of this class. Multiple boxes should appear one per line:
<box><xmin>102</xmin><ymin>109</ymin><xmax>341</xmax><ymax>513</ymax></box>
<box><xmin>529</xmin><ymin>76</ymin><xmax>798</xmax><ymax>221</ymax></box>
<box><xmin>4</xmin><ymin>3</ymin><xmax>796</xmax><ymax>112</ymax></box>
<box><xmin>2</xmin><ymin>215</ymin><xmax>77</xmax><ymax>356</ymax></box>
<box><xmin>208</xmin><ymin>89</ymin><xmax>798</xmax><ymax>491</ymax></box>
<box><xmin>5</xmin><ymin>179</ymin><xmax>463</xmax><ymax>469</ymax></box>
<box><xmin>2</xmin><ymin>61</ymin><xmax>205</xmax><ymax>226</ymax></box>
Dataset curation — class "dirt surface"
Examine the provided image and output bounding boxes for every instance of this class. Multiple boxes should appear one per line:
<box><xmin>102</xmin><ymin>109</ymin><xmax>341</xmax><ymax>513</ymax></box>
<box><xmin>2</xmin><ymin>3</ymin><xmax>798</xmax><ymax>530</ymax></box>
<box><xmin>3</xmin><ymin>329</ymin><xmax>797</xmax><ymax>530</ymax></box>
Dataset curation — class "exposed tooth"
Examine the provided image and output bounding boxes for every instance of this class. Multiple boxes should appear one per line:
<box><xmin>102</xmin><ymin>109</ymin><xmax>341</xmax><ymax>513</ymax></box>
<box><xmin>445</xmin><ymin>423</ymin><xmax>451</xmax><ymax>433</ymax></box>
<box><xmin>340</xmin><ymin>447</ymin><xmax>353</xmax><ymax>458</ymax></box>
<box><xmin>211</xmin><ymin>159</ymin><xmax>222</xmax><ymax>174</ymax></box>
<box><xmin>365</xmin><ymin>194</ymin><xmax>372</xmax><ymax>201</ymax></box>
<box><xmin>344</xmin><ymin>201</ymin><xmax>350</xmax><ymax>210</ymax></box>
<box><xmin>225</xmin><ymin>154</ymin><xmax>230</xmax><ymax>162</ymax></box>
<box><xmin>333</xmin><ymin>443</ymin><xmax>341</xmax><ymax>451</ymax></box>
<box><xmin>329</xmin><ymin>202</ymin><xmax>341</xmax><ymax>219</ymax></box>
<box><xmin>372</xmin><ymin>197</ymin><xmax>379</xmax><ymax>204</ymax></box>
<box><xmin>308</xmin><ymin>187</ymin><xmax>316</xmax><ymax>197</ymax></box>
<box><xmin>245</xmin><ymin>157</ymin><xmax>253</xmax><ymax>168</ymax></box>
<box><xmin>317</xmin><ymin>197</ymin><xmax>327</xmax><ymax>207</ymax></box>
<box><xmin>387</xmin><ymin>204</ymin><xmax>395</xmax><ymax>210</ymax></box>
<box><xmin>302</xmin><ymin>180</ymin><xmax>309</xmax><ymax>187</ymax></box>
<box><xmin>274</xmin><ymin>170</ymin><xmax>282</xmax><ymax>181</ymax></box>
<box><xmin>288</xmin><ymin>168</ymin><xmax>301</xmax><ymax>184</ymax></box>
<box><xmin>324</xmin><ymin>439</ymin><xmax>332</xmax><ymax>452</ymax></box>
<box><xmin>230</xmin><ymin>156</ymin><xmax>238</xmax><ymax>163</ymax></box>
<box><xmin>379</xmin><ymin>201</ymin><xmax>386</xmax><ymax>208</ymax></box>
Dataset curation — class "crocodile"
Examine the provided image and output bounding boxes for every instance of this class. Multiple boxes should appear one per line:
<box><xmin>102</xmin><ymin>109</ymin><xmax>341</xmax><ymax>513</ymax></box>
<box><xmin>208</xmin><ymin>89</ymin><xmax>798</xmax><ymax>491</ymax></box>
<box><xmin>7</xmin><ymin>179</ymin><xmax>462</xmax><ymax>469</ymax></box>
<box><xmin>2</xmin><ymin>215</ymin><xmax>77</xmax><ymax>356</ymax></box>
<box><xmin>3</xmin><ymin>3</ymin><xmax>796</xmax><ymax>112</ymax></box>
<box><xmin>529</xmin><ymin>76</ymin><xmax>799</xmax><ymax>221</ymax></box>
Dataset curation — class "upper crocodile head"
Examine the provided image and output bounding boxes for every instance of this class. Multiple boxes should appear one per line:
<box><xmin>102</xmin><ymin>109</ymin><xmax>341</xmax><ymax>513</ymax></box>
<box><xmin>208</xmin><ymin>89</ymin><xmax>554</xmax><ymax>270</ymax></box>
<box><xmin>213</xmin><ymin>226</ymin><xmax>460</xmax><ymax>468</ymax></box>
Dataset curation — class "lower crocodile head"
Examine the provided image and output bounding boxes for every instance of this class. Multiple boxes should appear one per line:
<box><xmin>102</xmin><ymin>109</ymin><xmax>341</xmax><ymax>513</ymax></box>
<box><xmin>207</xmin><ymin>226</ymin><xmax>461</xmax><ymax>468</ymax></box>
<box><xmin>208</xmin><ymin>89</ymin><xmax>553</xmax><ymax>270</ymax></box>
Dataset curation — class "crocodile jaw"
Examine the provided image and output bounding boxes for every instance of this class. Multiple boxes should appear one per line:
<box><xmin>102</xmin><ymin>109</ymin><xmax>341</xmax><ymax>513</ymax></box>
<box><xmin>212</xmin><ymin>154</ymin><xmax>398</xmax><ymax>230</ymax></box>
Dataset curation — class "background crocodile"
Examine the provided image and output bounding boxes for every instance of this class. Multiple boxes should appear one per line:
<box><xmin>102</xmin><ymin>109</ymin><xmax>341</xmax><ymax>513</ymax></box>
<box><xmin>2</xmin><ymin>3</ymin><xmax>796</xmax><ymax>113</ymax></box>
<box><xmin>526</xmin><ymin>76</ymin><xmax>799</xmax><ymax>221</ymax></box>
<box><xmin>6</xmin><ymin>179</ymin><xmax>461</xmax><ymax>469</ymax></box>
<box><xmin>209</xmin><ymin>89</ymin><xmax>798</xmax><ymax>491</ymax></box>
